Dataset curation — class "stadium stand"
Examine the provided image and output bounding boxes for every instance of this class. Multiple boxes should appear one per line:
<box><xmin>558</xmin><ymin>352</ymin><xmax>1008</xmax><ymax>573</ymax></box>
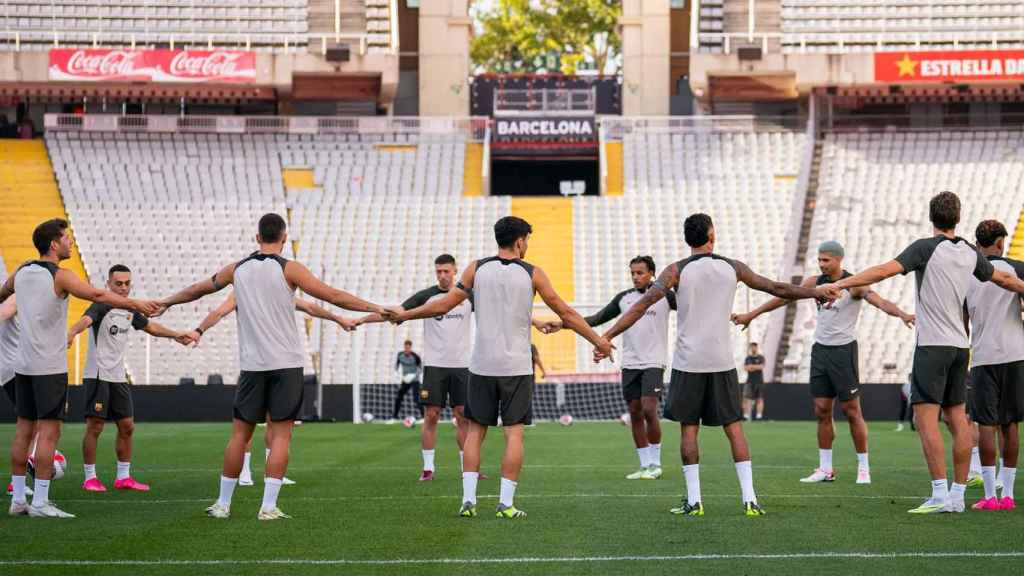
<box><xmin>780</xmin><ymin>0</ymin><xmax>1024</xmax><ymax>52</ymax></box>
<box><xmin>781</xmin><ymin>129</ymin><xmax>1024</xmax><ymax>383</ymax></box>
<box><xmin>0</xmin><ymin>0</ymin><xmax>310</xmax><ymax>50</ymax></box>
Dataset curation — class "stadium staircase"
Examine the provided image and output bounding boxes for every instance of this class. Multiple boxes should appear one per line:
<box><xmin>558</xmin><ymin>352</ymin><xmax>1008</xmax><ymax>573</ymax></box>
<box><xmin>463</xmin><ymin>142</ymin><xmax>484</xmax><ymax>197</ymax></box>
<box><xmin>773</xmin><ymin>137</ymin><xmax>823</xmax><ymax>381</ymax></box>
<box><xmin>0</xmin><ymin>140</ymin><xmax>90</xmax><ymax>379</ymax></box>
<box><xmin>1009</xmin><ymin>208</ymin><xmax>1024</xmax><ymax>261</ymax></box>
<box><xmin>511</xmin><ymin>197</ymin><xmax>576</xmax><ymax>374</ymax></box>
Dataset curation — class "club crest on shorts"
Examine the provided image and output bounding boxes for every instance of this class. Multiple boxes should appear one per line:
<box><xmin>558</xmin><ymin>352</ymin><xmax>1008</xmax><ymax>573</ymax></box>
<box><xmin>420</xmin><ymin>389</ymin><xmax>430</xmax><ymax>400</ymax></box>
<box><xmin>94</xmin><ymin>402</ymin><xmax>104</xmax><ymax>412</ymax></box>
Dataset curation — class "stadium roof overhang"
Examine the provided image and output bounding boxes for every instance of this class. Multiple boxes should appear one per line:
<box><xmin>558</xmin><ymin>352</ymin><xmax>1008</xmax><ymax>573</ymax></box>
<box><xmin>0</xmin><ymin>82</ymin><xmax>278</xmax><ymax>103</ymax></box>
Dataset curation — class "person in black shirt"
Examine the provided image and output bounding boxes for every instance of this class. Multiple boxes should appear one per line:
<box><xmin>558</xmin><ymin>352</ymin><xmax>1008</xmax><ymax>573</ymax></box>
<box><xmin>743</xmin><ymin>343</ymin><xmax>766</xmax><ymax>420</ymax></box>
<box><xmin>392</xmin><ymin>340</ymin><xmax>423</xmax><ymax>420</ymax></box>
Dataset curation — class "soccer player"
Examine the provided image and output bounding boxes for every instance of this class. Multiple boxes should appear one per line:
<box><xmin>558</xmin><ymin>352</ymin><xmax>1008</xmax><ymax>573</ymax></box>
<box><xmin>187</xmin><ymin>290</ymin><xmax>356</xmax><ymax>486</ymax></box>
<box><xmin>817</xmin><ymin>192</ymin><xmax>1024</xmax><ymax>514</ymax></box>
<box><xmin>356</xmin><ymin>254</ymin><xmax>476</xmax><ymax>482</ymax></box>
<box><xmin>542</xmin><ymin>255</ymin><xmax>675</xmax><ymax>480</ymax></box>
<box><xmin>67</xmin><ymin>264</ymin><xmax>194</xmax><ymax>493</ymax></box>
<box><xmin>391</xmin><ymin>216</ymin><xmax>614</xmax><ymax>519</ymax></box>
<box><xmin>158</xmin><ymin>213</ymin><xmax>398</xmax><ymax>520</ymax></box>
<box><xmin>1</xmin><ymin>295</ymin><xmax>31</xmax><ymax>498</ymax></box>
<box><xmin>964</xmin><ymin>220</ymin><xmax>1022</xmax><ymax>511</ymax></box>
<box><xmin>595</xmin><ymin>213</ymin><xmax>832</xmax><ymax>517</ymax></box>
<box><xmin>391</xmin><ymin>340</ymin><xmax>423</xmax><ymax>420</ymax></box>
<box><xmin>1</xmin><ymin>218</ymin><xmax>162</xmax><ymax>518</ymax></box>
<box><xmin>733</xmin><ymin>240</ymin><xmax>914</xmax><ymax>485</ymax></box>
<box><xmin>742</xmin><ymin>343</ymin><xmax>766</xmax><ymax>420</ymax></box>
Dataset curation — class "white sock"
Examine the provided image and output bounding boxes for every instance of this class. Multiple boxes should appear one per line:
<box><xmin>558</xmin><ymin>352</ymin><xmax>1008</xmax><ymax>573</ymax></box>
<box><xmin>217</xmin><ymin>475</ymin><xmax>237</xmax><ymax>507</ymax></box>
<box><xmin>83</xmin><ymin>464</ymin><xmax>97</xmax><ymax>481</ymax></box>
<box><xmin>637</xmin><ymin>446</ymin><xmax>649</xmax><ymax>468</ymax></box>
<box><xmin>11</xmin><ymin>475</ymin><xmax>26</xmax><ymax>504</ymax></box>
<box><xmin>422</xmin><ymin>449</ymin><xmax>435</xmax><ymax>472</ymax></box>
<box><xmin>116</xmin><ymin>461</ymin><xmax>131</xmax><ymax>481</ymax></box>
<box><xmin>241</xmin><ymin>452</ymin><xmax>252</xmax><ymax>478</ymax></box>
<box><xmin>32</xmin><ymin>478</ymin><xmax>50</xmax><ymax>507</ymax></box>
<box><xmin>856</xmin><ymin>452</ymin><xmax>869</xmax><ymax>469</ymax></box>
<box><xmin>1002</xmin><ymin>467</ymin><xmax>1017</xmax><ymax>499</ymax></box>
<box><xmin>982</xmin><ymin>466</ymin><xmax>998</xmax><ymax>500</ymax></box>
<box><xmin>650</xmin><ymin>443</ymin><xmax>662</xmax><ymax>467</ymax></box>
<box><xmin>950</xmin><ymin>482</ymin><xmax>966</xmax><ymax>502</ymax></box>
<box><xmin>683</xmin><ymin>464</ymin><xmax>701</xmax><ymax>505</ymax></box>
<box><xmin>265</xmin><ymin>448</ymin><xmax>271</xmax><ymax>462</ymax></box>
<box><xmin>930</xmin><ymin>478</ymin><xmax>948</xmax><ymax>501</ymax></box>
<box><xmin>261</xmin><ymin>477</ymin><xmax>283</xmax><ymax>512</ymax></box>
<box><xmin>970</xmin><ymin>447</ymin><xmax>982</xmax><ymax>474</ymax></box>
<box><xmin>999</xmin><ymin>458</ymin><xmax>1004</xmax><ymax>473</ymax></box>
<box><xmin>462</xmin><ymin>472</ymin><xmax>479</xmax><ymax>505</ymax></box>
<box><xmin>735</xmin><ymin>460</ymin><xmax>756</xmax><ymax>504</ymax></box>
<box><xmin>819</xmin><ymin>449</ymin><xmax>833</xmax><ymax>473</ymax></box>
<box><xmin>499</xmin><ymin>477</ymin><xmax>517</xmax><ymax>508</ymax></box>
<box><xmin>459</xmin><ymin>451</ymin><xmax>464</xmax><ymax>472</ymax></box>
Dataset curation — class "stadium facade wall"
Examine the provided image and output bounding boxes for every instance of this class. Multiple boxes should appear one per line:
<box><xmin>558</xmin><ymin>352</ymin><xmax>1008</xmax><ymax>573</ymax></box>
<box><xmin>0</xmin><ymin>383</ymin><xmax>899</xmax><ymax>423</ymax></box>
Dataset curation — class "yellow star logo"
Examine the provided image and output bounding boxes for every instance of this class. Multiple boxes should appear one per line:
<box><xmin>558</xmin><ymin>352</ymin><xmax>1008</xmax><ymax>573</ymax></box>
<box><xmin>896</xmin><ymin>54</ymin><xmax>918</xmax><ymax>77</ymax></box>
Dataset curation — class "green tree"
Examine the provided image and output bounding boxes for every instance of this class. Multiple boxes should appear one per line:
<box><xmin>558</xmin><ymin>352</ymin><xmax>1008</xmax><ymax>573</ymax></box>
<box><xmin>470</xmin><ymin>0</ymin><xmax>621</xmax><ymax>75</ymax></box>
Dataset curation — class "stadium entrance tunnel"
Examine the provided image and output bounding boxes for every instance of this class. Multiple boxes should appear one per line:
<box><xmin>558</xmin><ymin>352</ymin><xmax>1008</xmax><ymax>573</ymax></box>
<box><xmin>491</xmin><ymin>157</ymin><xmax>599</xmax><ymax>196</ymax></box>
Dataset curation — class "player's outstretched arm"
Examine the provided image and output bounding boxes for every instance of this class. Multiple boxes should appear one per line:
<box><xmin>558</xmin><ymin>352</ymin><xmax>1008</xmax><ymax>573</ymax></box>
<box><xmin>161</xmin><ymin>263</ymin><xmax>236</xmax><ymax>309</ymax></box>
<box><xmin>831</xmin><ymin>261</ymin><xmax>904</xmax><ymax>293</ymax></box>
<box><xmin>395</xmin><ymin>265</ymin><xmax>476</xmax><ymax>323</ymax></box>
<box><xmin>295</xmin><ymin>298</ymin><xmax>356</xmax><ymax>332</ymax></box>
<box><xmin>0</xmin><ymin>276</ymin><xmax>13</xmax><ymax>304</ymax></box>
<box><xmin>56</xmin><ymin>269</ymin><xmax>162</xmax><ymax>316</ymax></box>
<box><xmin>66</xmin><ymin>315</ymin><xmax>93</xmax><ymax>348</ymax></box>
<box><xmin>186</xmin><ymin>292</ymin><xmax>237</xmax><ymax>345</ymax></box>
<box><xmin>0</xmin><ymin>295</ymin><xmax>15</xmax><ymax>322</ymax></box>
<box><xmin>733</xmin><ymin>275</ymin><xmax>817</xmax><ymax>329</ymax></box>
<box><xmin>860</xmin><ymin>289</ymin><xmax>915</xmax><ymax>328</ymax></box>
<box><xmin>533</xmin><ymin>266</ymin><xmax>613</xmax><ymax>359</ymax></box>
<box><xmin>285</xmin><ymin>261</ymin><xmax>398</xmax><ymax>317</ymax></box>
<box><xmin>603</xmin><ymin>264</ymin><xmax>679</xmax><ymax>341</ymax></box>
<box><xmin>734</xmin><ymin>260</ymin><xmax>830</xmax><ymax>302</ymax></box>
<box><xmin>583</xmin><ymin>292</ymin><xmax>625</xmax><ymax>328</ymax></box>
<box><xmin>990</xmin><ymin>269</ymin><xmax>1024</xmax><ymax>294</ymax></box>
<box><xmin>144</xmin><ymin>321</ymin><xmax>194</xmax><ymax>346</ymax></box>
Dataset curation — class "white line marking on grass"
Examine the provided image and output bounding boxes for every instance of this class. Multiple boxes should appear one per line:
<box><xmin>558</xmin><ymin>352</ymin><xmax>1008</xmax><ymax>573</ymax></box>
<box><xmin>135</xmin><ymin>464</ymin><xmax>927</xmax><ymax>473</ymax></box>
<box><xmin>3</xmin><ymin>552</ymin><xmax>1024</xmax><ymax>566</ymax></box>
<box><xmin>57</xmin><ymin>492</ymin><xmax>926</xmax><ymax>505</ymax></box>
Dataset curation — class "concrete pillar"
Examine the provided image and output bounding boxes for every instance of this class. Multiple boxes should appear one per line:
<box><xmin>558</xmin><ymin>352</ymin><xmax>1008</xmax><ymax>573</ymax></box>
<box><xmin>418</xmin><ymin>0</ymin><xmax>472</xmax><ymax>116</ymax></box>
<box><xmin>621</xmin><ymin>0</ymin><xmax>671</xmax><ymax>116</ymax></box>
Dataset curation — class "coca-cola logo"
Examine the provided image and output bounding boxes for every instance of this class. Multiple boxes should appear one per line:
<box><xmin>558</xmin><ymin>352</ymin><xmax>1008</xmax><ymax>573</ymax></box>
<box><xmin>65</xmin><ymin>50</ymin><xmax>141</xmax><ymax>76</ymax></box>
<box><xmin>168</xmin><ymin>52</ymin><xmax>244</xmax><ymax>78</ymax></box>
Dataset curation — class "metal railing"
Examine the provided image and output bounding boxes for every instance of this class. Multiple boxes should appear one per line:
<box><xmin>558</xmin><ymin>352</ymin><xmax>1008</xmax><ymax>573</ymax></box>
<box><xmin>494</xmin><ymin>88</ymin><xmax>596</xmax><ymax>116</ymax></box>
<box><xmin>599</xmin><ymin>115</ymin><xmax>805</xmax><ymax>141</ymax></box>
<box><xmin>44</xmin><ymin>114</ymin><xmax>490</xmax><ymax>140</ymax></box>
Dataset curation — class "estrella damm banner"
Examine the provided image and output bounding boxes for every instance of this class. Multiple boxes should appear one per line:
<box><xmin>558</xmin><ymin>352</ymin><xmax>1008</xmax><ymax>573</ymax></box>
<box><xmin>875</xmin><ymin>50</ymin><xmax>1024</xmax><ymax>83</ymax></box>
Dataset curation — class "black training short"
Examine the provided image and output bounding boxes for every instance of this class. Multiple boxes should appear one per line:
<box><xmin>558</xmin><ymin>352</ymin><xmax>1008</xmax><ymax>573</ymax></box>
<box><xmin>234</xmin><ymin>368</ymin><xmax>304</xmax><ymax>424</ymax></box>
<box><xmin>810</xmin><ymin>341</ymin><xmax>861</xmax><ymax>402</ymax></box>
<box><xmin>83</xmin><ymin>378</ymin><xmax>134</xmax><ymax>421</ymax></box>
<box><xmin>744</xmin><ymin>377</ymin><xmax>765</xmax><ymax>400</ymax></box>
<box><xmin>464</xmin><ymin>372</ymin><xmax>533</xmax><ymax>427</ymax></box>
<box><xmin>911</xmin><ymin>346</ymin><xmax>969</xmax><ymax>407</ymax></box>
<box><xmin>421</xmin><ymin>366</ymin><xmax>469</xmax><ymax>408</ymax></box>
<box><xmin>622</xmin><ymin>368</ymin><xmax>664</xmax><ymax>402</ymax></box>
<box><xmin>970</xmin><ymin>361</ymin><xmax>1024</xmax><ymax>426</ymax></box>
<box><xmin>14</xmin><ymin>373</ymin><xmax>68</xmax><ymax>421</ymax></box>
<box><xmin>2</xmin><ymin>377</ymin><xmax>14</xmax><ymax>406</ymax></box>
<box><xmin>664</xmin><ymin>369</ymin><xmax>743</xmax><ymax>427</ymax></box>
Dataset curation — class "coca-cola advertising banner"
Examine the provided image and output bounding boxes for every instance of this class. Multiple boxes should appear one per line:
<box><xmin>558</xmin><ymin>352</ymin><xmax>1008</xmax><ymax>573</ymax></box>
<box><xmin>875</xmin><ymin>50</ymin><xmax>1024</xmax><ymax>83</ymax></box>
<box><xmin>49</xmin><ymin>48</ymin><xmax>256</xmax><ymax>84</ymax></box>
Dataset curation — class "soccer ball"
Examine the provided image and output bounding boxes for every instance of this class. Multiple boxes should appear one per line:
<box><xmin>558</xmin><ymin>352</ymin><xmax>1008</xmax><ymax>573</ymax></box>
<box><xmin>402</xmin><ymin>372</ymin><xmax>417</xmax><ymax>384</ymax></box>
<box><xmin>403</xmin><ymin>416</ymin><xmax>416</xmax><ymax>428</ymax></box>
<box><xmin>559</xmin><ymin>414</ymin><xmax>574</xmax><ymax>427</ymax></box>
<box><xmin>53</xmin><ymin>451</ymin><xmax>67</xmax><ymax>480</ymax></box>
<box><xmin>362</xmin><ymin>412</ymin><xmax>376</xmax><ymax>423</ymax></box>
<box><xmin>619</xmin><ymin>413</ymin><xmax>631</xmax><ymax>426</ymax></box>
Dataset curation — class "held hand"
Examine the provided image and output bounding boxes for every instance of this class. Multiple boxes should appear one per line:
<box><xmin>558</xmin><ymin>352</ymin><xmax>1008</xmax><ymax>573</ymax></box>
<box><xmin>593</xmin><ymin>338</ymin><xmax>616</xmax><ymax>363</ymax></box>
<box><xmin>184</xmin><ymin>330</ymin><xmax>202</xmax><ymax>347</ymax></box>
<box><xmin>338</xmin><ymin>317</ymin><xmax>358</xmax><ymax>332</ymax></box>
<box><xmin>537</xmin><ymin>320</ymin><xmax>562</xmax><ymax>334</ymax></box>
<box><xmin>135</xmin><ymin>300</ymin><xmax>165</xmax><ymax>317</ymax></box>
<box><xmin>902</xmin><ymin>313</ymin><xmax>916</xmax><ymax>329</ymax></box>
<box><xmin>379</xmin><ymin>306</ymin><xmax>403</xmax><ymax>323</ymax></box>
<box><xmin>174</xmin><ymin>333</ymin><xmax>195</xmax><ymax>347</ymax></box>
<box><xmin>815</xmin><ymin>284</ymin><xmax>842</xmax><ymax>305</ymax></box>
<box><xmin>66</xmin><ymin>334</ymin><xmax>75</xmax><ymax>349</ymax></box>
<box><xmin>731</xmin><ymin>312</ymin><xmax>754</xmax><ymax>331</ymax></box>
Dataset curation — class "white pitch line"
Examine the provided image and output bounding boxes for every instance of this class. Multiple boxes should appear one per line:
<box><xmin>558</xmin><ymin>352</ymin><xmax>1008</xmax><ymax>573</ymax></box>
<box><xmin>1</xmin><ymin>552</ymin><xmax>1023</xmax><ymax>566</ymax></box>
<box><xmin>130</xmin><ymin>463</ymin><xmax>927</xmax><ymax>473</ymax></box>
<box><xmin>55</xmin><ymin>492</ymin><xmax>926</xmax><ymax>505</ymax></box>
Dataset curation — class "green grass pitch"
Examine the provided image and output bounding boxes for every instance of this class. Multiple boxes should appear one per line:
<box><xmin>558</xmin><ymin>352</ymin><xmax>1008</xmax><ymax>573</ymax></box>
<box><xmin>0</xmin><ymin>420</ymin><xmax>1021</xmax><ymax>575</ymax></box>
